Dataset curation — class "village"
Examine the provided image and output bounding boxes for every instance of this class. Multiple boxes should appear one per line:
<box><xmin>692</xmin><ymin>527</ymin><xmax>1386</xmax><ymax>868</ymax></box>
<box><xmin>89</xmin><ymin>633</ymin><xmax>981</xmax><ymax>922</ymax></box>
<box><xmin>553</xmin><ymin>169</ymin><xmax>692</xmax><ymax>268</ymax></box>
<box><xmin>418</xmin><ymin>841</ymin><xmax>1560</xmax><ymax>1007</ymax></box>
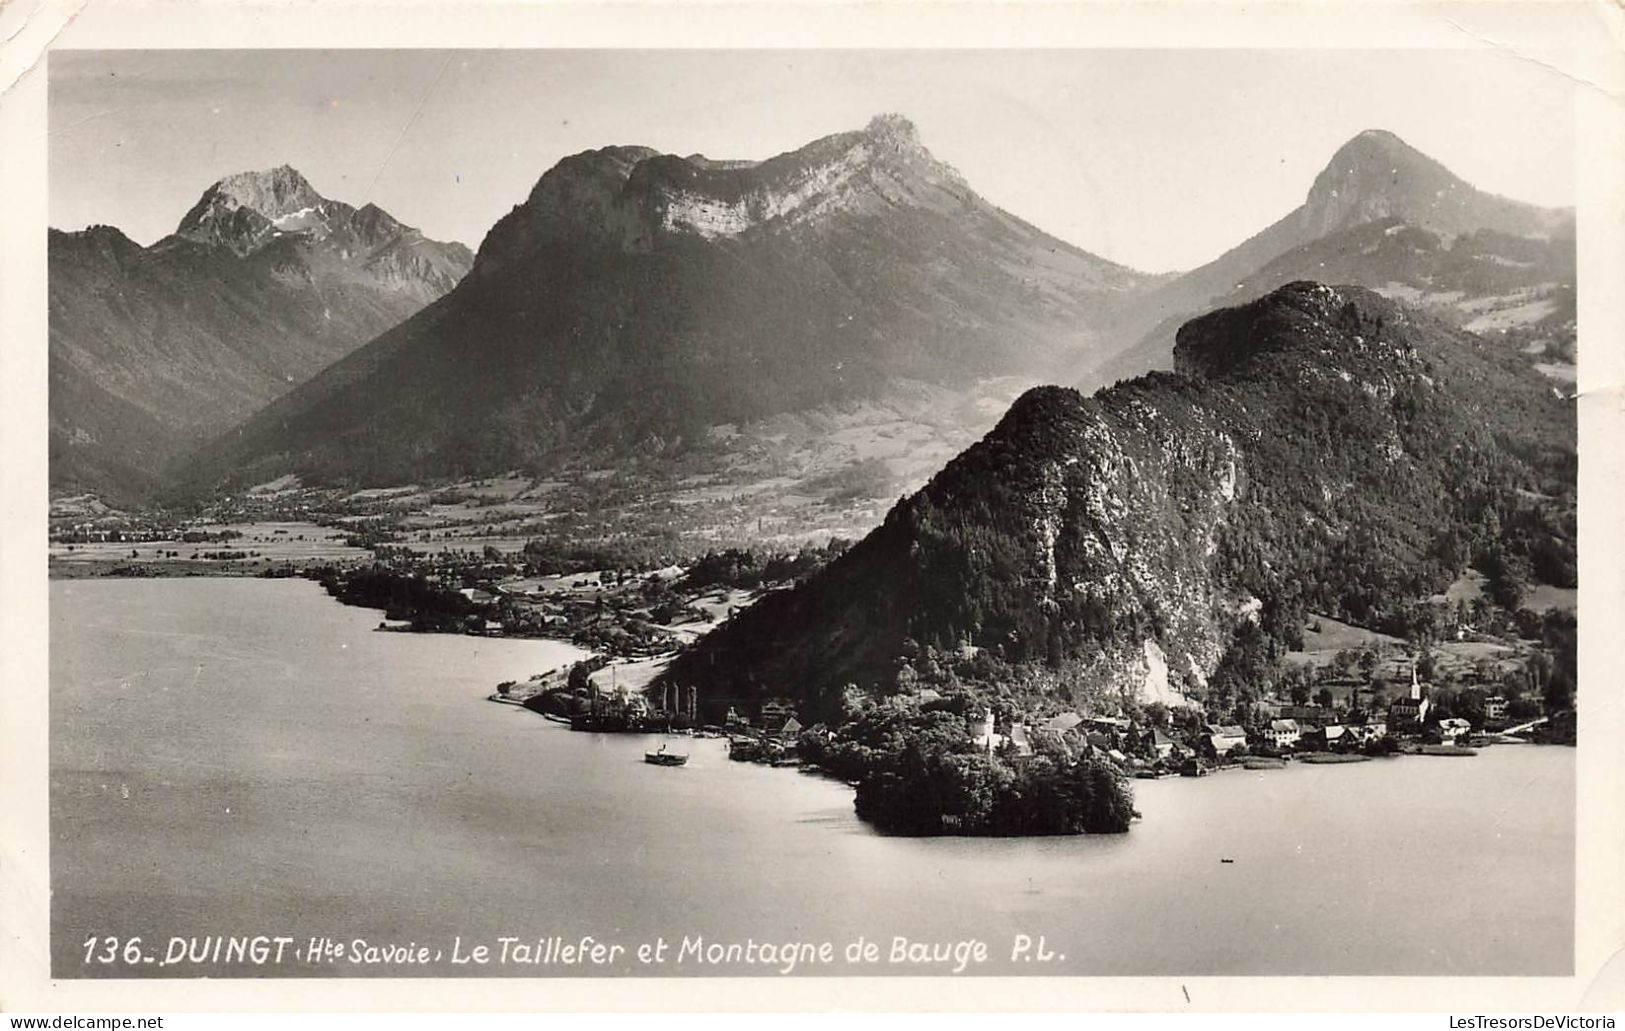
<box><xmin>492</xmin><ymin>639</ymin><xmax>1570</xmax><ymax>795</ymax></box>
<box><xmin>49</xmin><ymin>502</ymin><xmax>1576</xmax><ymax>790</ymax></box>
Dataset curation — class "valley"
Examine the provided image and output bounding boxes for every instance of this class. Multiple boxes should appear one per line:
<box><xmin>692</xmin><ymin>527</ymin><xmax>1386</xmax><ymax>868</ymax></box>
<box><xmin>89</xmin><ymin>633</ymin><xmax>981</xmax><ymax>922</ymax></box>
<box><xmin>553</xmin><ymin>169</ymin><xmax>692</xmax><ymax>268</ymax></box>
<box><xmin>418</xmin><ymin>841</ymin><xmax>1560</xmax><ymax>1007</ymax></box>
<box><xmin>47</xmin><ymin>119</ymin><xmax>1580</xmax><ymax>845</ymax></box>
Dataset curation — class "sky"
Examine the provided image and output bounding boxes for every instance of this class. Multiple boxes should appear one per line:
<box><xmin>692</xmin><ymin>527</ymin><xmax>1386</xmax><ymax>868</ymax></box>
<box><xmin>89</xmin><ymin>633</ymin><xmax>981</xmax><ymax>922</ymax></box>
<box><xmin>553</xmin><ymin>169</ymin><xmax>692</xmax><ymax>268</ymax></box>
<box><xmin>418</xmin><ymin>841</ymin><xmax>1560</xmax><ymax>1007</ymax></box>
<box><xmin>48</xmin><ymin>49</ymin><xmax>1577</xmax><ymax>274</ymax></box>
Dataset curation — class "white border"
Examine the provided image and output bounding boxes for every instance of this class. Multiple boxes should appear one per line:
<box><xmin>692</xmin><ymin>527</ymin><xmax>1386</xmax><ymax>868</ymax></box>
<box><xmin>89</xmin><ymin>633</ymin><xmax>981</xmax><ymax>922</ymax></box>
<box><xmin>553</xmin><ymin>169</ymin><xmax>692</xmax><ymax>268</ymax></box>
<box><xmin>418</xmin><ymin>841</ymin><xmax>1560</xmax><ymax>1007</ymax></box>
<box><xmin>3</xmin><ymin>0</ymin><xmax>1623</xmax><ymax>1013</ymax></box>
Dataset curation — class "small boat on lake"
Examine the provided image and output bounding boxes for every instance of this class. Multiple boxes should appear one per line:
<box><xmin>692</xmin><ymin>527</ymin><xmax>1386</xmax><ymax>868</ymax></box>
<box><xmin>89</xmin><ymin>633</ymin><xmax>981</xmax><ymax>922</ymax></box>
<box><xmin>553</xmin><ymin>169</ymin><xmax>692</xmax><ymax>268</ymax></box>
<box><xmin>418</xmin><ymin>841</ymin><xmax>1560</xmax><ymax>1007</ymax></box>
<box><xmin>645</xmin><ymin>742</ymin><xmax>689</xmax><ymax>767</ymax></box>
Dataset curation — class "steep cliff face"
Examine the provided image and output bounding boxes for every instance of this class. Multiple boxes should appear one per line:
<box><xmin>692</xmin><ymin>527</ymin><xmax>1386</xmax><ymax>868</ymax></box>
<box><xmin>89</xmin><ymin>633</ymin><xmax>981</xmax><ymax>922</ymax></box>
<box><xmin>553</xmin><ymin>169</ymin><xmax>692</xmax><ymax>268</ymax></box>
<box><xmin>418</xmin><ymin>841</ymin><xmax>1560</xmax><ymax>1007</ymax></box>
<box><xmin>629</xmin><ymin>115</ymin><xmax>975</xmax><ymax>241</ymax></box>
<box><xmin>181</xmin><ymin>115</ymin><xmax>1153</xmax><ymax>490</ymax></box>
<box><xmin>176</xmin><ymin>165</ymin><xmax>327</xmax><ymax>255</ymax></box>
<box><xmin>665</xmin><ymin>282</ymin><xmax>1573</xmax><ymax>721</ymax></box>
<box><xmin>474</xmin><ymin>116</ymin><xmax>985</xmax><ymax>258</ymax></box>
<box><xmin>660</xmin><ymin>381</ymin><xmax>1247</xmax><ymax>721</ymax></box>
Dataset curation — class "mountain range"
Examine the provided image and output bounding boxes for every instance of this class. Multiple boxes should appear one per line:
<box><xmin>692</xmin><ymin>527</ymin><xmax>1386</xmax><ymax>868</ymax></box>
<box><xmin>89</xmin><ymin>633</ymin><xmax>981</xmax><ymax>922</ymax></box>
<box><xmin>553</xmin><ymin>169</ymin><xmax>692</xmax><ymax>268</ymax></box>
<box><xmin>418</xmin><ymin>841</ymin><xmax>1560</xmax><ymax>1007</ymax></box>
<box><xmin>664</xmin><ymin>281</ymin><xmax>1575</xmax><ymax>721</ymax></box>
<box><xmin>48</xmin><ymin>118</ymin><xmax>1578</xmax><ymax>718</ymax></box>
<box><xmin>51</xmin><ymin>119</ymin><xmax>1576</xmax><ymax>522</ymax></box>
<box><xmin>176</xmin><ymin>115</ymin><xmax>1150</xmax><ymax>492</ymax></box>
<box><xmin>49</xmin><ymin>166</ymin><xmax>472</xmax><ymax>501</ymax></box>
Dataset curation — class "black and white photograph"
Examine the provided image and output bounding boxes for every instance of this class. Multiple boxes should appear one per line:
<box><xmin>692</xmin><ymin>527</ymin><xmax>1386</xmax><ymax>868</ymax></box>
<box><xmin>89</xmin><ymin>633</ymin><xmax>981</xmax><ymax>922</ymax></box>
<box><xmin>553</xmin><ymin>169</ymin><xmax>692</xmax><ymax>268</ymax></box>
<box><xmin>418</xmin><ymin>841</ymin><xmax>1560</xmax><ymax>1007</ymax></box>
<box><xmin>4</xmin><ymin>0</ymin><xmax>1624</xmax><ymax>1016</ymax></box>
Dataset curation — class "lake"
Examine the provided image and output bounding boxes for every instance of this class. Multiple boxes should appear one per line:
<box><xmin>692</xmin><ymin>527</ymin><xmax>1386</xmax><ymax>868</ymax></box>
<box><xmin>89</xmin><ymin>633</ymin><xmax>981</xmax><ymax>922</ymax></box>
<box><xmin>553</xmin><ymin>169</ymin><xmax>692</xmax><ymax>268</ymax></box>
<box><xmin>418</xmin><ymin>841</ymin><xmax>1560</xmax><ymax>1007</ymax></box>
<box><xmin>50</xmin><ymin>577</ymin><xmax>1574</xmax><ymax>977</ymax></box>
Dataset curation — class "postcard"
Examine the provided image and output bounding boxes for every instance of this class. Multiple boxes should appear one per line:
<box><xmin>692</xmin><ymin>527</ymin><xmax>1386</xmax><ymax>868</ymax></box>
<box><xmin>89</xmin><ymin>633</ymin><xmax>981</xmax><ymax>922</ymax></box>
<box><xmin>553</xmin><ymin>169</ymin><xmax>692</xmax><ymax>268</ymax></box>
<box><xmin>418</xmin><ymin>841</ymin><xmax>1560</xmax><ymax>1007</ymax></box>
<box><xmin>3</xmin><ymin>0</ymin><xmax>1622</xmax><ymax>1014</ymax></box>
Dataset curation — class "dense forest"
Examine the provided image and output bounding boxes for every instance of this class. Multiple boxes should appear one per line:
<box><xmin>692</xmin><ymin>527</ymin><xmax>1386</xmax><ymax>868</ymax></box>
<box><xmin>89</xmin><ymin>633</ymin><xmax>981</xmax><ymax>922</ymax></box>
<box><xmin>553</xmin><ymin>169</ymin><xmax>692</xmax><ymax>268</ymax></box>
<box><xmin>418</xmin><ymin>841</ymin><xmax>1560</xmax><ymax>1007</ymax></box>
<box><xmin>797</xmin><ymin>700</ymin><xmax>1136</xmax><ymax>836</ymax></box>
<box><xmin>313</xmin><ymin>566</ymin><xmax>477</xmax><ymax>632</ymax></box>
<box><xmin>663</xmin><ymin>283</ymin><xmax>1576</xmax><ymax>723</ymax></box>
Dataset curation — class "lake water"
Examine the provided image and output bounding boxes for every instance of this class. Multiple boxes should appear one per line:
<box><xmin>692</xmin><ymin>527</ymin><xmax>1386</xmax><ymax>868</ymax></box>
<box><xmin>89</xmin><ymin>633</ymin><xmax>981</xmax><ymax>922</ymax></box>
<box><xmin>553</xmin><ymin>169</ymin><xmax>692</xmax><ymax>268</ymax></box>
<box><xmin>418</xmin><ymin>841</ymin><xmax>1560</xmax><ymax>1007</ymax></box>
<box><xmin>50</xmin><ymin>577</ymin><xmax>1574</xmax><ymax>978</ymax></box>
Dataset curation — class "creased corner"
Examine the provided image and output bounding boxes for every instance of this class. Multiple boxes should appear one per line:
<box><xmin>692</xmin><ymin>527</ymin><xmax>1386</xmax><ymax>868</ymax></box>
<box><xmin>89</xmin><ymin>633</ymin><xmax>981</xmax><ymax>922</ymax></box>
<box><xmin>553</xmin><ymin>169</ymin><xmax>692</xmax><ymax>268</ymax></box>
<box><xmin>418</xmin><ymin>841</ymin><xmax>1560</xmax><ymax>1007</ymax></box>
<box><xmin>1440</xmin><ymin>13</ymin><xmax>1625</xmax><ymax>102</ymax></box>
<box><xmin>0</xmin><ymin>0</ymin><xmax>94</xmax><ymax>102</ymax></box>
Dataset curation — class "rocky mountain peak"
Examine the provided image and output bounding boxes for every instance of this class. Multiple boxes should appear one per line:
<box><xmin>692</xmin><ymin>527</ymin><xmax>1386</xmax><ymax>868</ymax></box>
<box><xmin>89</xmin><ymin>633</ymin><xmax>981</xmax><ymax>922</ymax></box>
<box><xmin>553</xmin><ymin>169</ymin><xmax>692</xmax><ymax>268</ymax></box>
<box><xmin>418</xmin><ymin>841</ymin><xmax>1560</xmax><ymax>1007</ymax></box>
<box><xmin>629</xmin><ymin>114</ymin><xmax>966</xmax><ymax>240</ymax></box>
<box><xmin>211</xmin><ymin>164</ymin><xmax>325</xmax><ymax>218</ymax></box>
<box><xmin>477</xmin><ymin>118</ymin><xmax>971</xmax><ymax>267</ymax></box>
<box><xmin>1301</xmin><ymin>130</ymin><xmax>1461</xmax><ymax>237</ymax></box>
<box><xmin>864</xmin><ymin>112</ymin><xmax>922</xmax><ymax>148</ymax></box>
<box><xmin>175</xmin><ymin>165</ymin><xmax>333</xmax><ymax>255</ymax></box>
<box><xmin>1297</xmin><ymin>129</ymin><xmax>1561</xmax><ymax>243</ymax></box>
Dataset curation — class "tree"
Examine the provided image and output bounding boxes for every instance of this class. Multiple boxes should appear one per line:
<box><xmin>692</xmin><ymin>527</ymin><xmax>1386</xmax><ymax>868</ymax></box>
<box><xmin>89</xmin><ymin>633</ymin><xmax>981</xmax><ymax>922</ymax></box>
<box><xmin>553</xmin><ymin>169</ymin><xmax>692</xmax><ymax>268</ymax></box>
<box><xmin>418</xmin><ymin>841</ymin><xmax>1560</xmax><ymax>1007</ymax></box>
<box><xmin>1362</xmin><ymin>735</ymin><xmax>1400</xmax><ymax>757</ymax></box>
<box><xmin>1277</xmin><ymin>663</ymin><xmax>1312</xmax><ymax>701</ymax></box>
<box><xmin>1480</xmin><ymin>546</ymin><xmax>1529</xmax><ymax>612</ymax></box>
<box><xmin>1290</xmin><ymin>680</ymin><xmax>1311</xmax><ymax>706</ymax></box>
<box><xmin>567</xmin><ymin>662</ymin><xmax>594</xmax><ymax>692</ymax></box>
<box><xmin>1507</xmin><ymin>697</ymin><xmax>1543</xmax><ymax>721</ymax></box>
<box><xmin>1541</xmin><ymin>668</ymin><xmax>1573</xmax><ymax>714</ymax></box>
<box><xmin>1455</xmin><ymin>687</ymin><xmax>1487</xmax><ymax>730</ymax></box>
<box><xmin>1358</xmin><ymin>649</ymin><xmax>1379</xmax><ymax>679</ymax></box>
<box><xmin>1315</xmin><ymin>687</ymin><xmax>1334</xmax><ymax>710</ymax></box>
<box><xmin>1333</xmin><ymin>649</ymin><xmax>1357</xmax><ymax>677</ymax></box>
<box><xmin>1433</xmin><ymin>529</ymin><xmax>1471</xmax><ymax>573</ymax></box>
<box><xmin>1415</xmin><ymin>649</ymin><xmax>1438</xmax><ymax>684</ymax></box>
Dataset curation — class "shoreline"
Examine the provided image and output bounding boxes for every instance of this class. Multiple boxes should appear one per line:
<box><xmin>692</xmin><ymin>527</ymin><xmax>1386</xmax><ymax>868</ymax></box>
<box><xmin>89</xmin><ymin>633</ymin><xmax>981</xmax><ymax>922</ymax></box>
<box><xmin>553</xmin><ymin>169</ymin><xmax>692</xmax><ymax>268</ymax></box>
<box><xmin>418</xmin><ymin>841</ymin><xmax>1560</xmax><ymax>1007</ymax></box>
<box><xmin>48</xmin><ymin>560</ymin><xmax>297</xmax><ymax>580</ymax></box>
<box><xmin>57</xmin><ymin>572</ymin><xmax>1575</xmax><ymax>840</ymax></box>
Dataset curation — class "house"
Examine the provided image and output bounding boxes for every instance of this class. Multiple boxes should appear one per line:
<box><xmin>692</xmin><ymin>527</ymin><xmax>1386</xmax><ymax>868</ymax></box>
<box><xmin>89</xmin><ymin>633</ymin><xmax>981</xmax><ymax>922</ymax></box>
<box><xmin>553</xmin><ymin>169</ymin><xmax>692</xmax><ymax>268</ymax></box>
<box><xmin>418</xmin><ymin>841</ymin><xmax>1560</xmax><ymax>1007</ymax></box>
<box><xmin>1043</xmin><ymin>712</ymin><xmax>1084</xmax><ymax>734</ymax></box>
<box><xmin>1208</xmin><ymin>724</ymin><xmax>1249</xmax><ymax>757</ymax></box>
<box><xmin>1437</xmin><ymin>717</ymin><xmax>1473</xmax><ymax>744</ymax></box>
<box><xmin>1281</xmin><ymin>704</ymin><xmax>1335</xmax><ymax>726</ymax></box>
<box><xmin>1265</xmin><ymin>719</ymin><xmax>1302</xmax><ymax>749</ymax></box>
<box><xmin>1484</xmin><ymin>695</ymin><xmax>1509</xmax><ymax>723</ymax></box>
<box><xmin>1363</xmin><ymin>720</ymin><xmax>1388</xmax><ymax>740</ymax></box>
<box><xmin>1083</xmin><ymin>717</ymin><xmax>1127</xmax><ymax>751</ymax></box>
<box><xmin>1148</xmin><ymin>728</ymin><xmax>1178</xmax><ymax>760</ymax></box>
<box><xmin>1007</xmin><ymin>722</ymin><xmax>1034</xmax><ymax>757</ymax></box>
<box><xmin>760</xmin><ymin>698</ymin><xmax>797</xmax><ymax>730</ymax></box>
<box><xmin>1321</xmin><ymin>724</ymin><xmax>1355</xmax><ymax>751</ymax></box>
<box><xmin>779</xmin><ymin>716</ymin><xmax>803</xmax><ymax>740</ymax></box>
